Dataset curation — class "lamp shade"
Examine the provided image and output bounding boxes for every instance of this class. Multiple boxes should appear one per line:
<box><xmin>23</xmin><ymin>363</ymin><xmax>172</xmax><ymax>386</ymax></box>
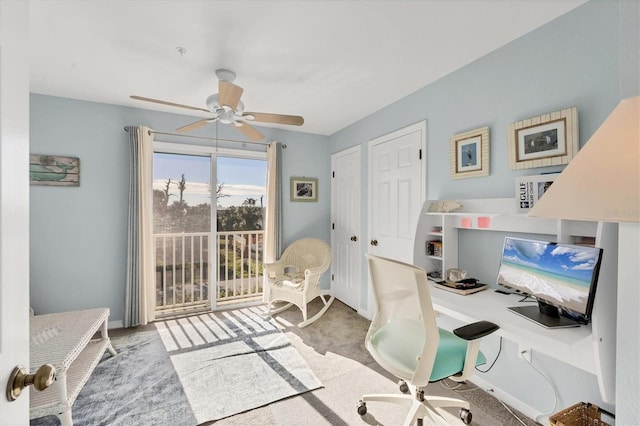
<box><xmin>528</xmin><ymin>96</ymin><xmax>640</xmax><ymax>223</ymax></box>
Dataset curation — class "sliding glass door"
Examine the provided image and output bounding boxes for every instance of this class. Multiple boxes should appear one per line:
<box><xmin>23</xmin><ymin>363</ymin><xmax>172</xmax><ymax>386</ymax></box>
<box><xmin>215</xmin><ymin>156</ymin><xmax>267</xmax><ymax>307</ymax></box>
<box><xmin>152</xmin><ymin>143</ymin><xmax>266</xmax><ymax>316</ymax></box>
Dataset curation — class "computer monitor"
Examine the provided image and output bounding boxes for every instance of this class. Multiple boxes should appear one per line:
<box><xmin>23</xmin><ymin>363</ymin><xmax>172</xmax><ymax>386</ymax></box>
<box><xmin>496</xmin><ymin>237</ymin><xmax>603</xmax><ymax>328</ymax></box>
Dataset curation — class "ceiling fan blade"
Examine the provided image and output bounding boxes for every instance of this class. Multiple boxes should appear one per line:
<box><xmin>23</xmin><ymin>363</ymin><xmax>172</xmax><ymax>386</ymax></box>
<box><xmin>218</xmin><ymin>80</ymin><xmax>243</xmax><ymax>110</ymax></box>
<box><xmin>244</xmin><ymin>112</ymin><xmax>304</xmax><ymax>126</ymax></box>
<box><xmin>176</xmin><ymin>118</ymin><xmax>211</xmax><ymax>133</ymax></box>
<box><xmin>130</xmin><ymin>95</ymin><xmax>210</xmax><ymax>113</ymax></box>
<box><xmin>235</xmin><ymin>122</ymin><xmax>264</xmax><ymax>141</ymax></box>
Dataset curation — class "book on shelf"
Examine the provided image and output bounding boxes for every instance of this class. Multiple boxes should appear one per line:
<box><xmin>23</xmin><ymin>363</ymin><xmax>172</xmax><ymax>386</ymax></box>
<box><xmin>427</xmin><ymin>240</ymin><xmax>442</xmax><ymax>257</ymax></box>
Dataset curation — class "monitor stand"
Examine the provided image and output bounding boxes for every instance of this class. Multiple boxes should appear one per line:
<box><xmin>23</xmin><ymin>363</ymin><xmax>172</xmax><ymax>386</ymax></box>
<box><xmin>508</xmin><ymin>305</ymin><xmax>581</xmax><ymax>329</ymax></box>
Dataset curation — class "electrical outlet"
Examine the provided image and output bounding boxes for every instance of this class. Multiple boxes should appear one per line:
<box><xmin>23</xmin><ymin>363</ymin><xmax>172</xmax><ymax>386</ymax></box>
<box><xmin>519</xmin><ymin>348</ymin><xmax>532</xmax><ymax>363</ymax></box>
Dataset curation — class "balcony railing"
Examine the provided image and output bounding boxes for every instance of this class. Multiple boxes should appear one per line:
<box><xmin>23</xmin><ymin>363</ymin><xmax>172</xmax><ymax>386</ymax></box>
<box><xmin>153</xmin><ymin>230</ymin><xmax>264</xmax><ymax>315</ymax></box>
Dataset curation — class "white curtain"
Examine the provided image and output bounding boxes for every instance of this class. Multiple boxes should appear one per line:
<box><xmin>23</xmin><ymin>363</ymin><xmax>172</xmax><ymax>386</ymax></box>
<box><xmin>264</xmin><ymin>141</ymin><xmax>283</xmax><ymax>264</ymax></box>
<box><xmin>124</xmin><ymin>125</ymin><xmax>155</xmax><ymax>327</ymax></box>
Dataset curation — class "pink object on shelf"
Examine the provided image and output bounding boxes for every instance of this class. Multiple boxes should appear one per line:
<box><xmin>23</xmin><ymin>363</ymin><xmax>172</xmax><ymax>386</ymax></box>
<box><xmin>477</xmin><ymin>216</ymin><xmax>491</xmax><ymax>228</ymax></box>
<box><xmin>460</xmin><ymin>217</ymin><xmax>472</xmax><ymax>228</ymax></box>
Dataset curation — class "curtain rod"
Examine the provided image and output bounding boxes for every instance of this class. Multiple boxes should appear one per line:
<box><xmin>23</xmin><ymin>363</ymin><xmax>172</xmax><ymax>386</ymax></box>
<box><xmin>123</xmin><ymin>127</ymin><xmax>269</xmax><ymax>147</ymax></box>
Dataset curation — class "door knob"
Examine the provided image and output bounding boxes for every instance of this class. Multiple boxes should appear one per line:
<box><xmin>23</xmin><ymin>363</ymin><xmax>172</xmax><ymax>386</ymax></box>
<box><xmin>6</xmin><ymin>364</ymin><xmax>56</xmax><ymax>401</ymax></box>
<box><xmin>370</xmin><ymin>239</ymin><xmax>378</xmax><ymax>246</ymax></box>
<box><xmin>350</xmin><ymin>235</ymin><xmax>358</xmax><ymax>242</ymax></box>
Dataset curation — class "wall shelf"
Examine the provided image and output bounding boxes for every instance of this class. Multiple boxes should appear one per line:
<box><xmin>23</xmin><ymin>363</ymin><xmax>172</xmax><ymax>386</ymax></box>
<box><xmin>413</xmin><ymin>198</ymin><xmax>618</xmax><ymax>403</ymax></box>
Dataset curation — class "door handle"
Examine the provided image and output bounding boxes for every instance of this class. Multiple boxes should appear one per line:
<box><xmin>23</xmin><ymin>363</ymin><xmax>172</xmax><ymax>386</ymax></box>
<box><xmin>6</xmin><ymin>364</ymin><xmax>56</xmax><ymax>401</ymax></box>
<box><xmin>350</xmin><ymin>235</ymin><xmax>358</xmax><ymax>242</ymax></box>
<box><xmin>370</xmin><ymin>239</ymin><xmax>378</xmax><ymax>246</ymax></box>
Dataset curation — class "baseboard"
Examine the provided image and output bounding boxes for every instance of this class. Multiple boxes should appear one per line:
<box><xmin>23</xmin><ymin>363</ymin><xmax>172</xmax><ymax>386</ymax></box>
<box><xmin>468</xmin><ymin>376</ymin><xmax>542</xmax><ymax>422</ymax></box>
<box><xmin>357</xmin><ymin>307</ymin><xmax>373</xmax><ymax>321</ymax></box>
<box><xmin>108</xmin><ymin>320</ymin><xmax>123</xmax><ymax>329</ymax></box>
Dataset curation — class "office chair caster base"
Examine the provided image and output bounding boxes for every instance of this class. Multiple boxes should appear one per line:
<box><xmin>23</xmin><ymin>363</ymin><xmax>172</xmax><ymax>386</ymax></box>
<box><xmin>356</xmin><ymin>400</ymin><xmax>367</xmax><ymax>416</ymax></box>
<box><xmin>398</xmin><ymin>380</ymin><xmax>409</xmax><ymax>393</ymax></box>
<box><xmin>459</xmin><ymin>408</ymin><xmax>472</xmax><ymax>425</ymax></box>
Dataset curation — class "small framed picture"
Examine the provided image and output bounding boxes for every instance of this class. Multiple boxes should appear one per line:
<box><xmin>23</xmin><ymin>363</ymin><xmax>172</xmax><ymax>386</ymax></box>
<box><xmin>509</xmin><ymin>107</ymin><xmax>578</xmax><ymax>169</ymax></box>
<box><xmin>514</xmin><ymin>173</ymin><xmax>560</xmax><ymax>212</ymax></box>
<box><xmin>450</xmin><ymin>126</ymin><xmax>490</xmax><ymax>179</ymax></box>
<box><xmin>290</xmin><ymin>177</ymin><xmax>318</xmax><ymax>202</ymax></box>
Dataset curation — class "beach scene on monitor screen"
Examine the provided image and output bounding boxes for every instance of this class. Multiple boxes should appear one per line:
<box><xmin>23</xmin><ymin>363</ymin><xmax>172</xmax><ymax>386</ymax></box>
<box><xmin>497</xmin><ymin>238</ymin><xmax>597</xmax><ymax>313</ymax></box>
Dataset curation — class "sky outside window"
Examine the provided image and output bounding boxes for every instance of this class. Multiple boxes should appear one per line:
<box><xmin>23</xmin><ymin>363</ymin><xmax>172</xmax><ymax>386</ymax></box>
<box><xmin>153</xmin><ymin>153</ymin><xmax>266</xmax><ymax>207</ymax></box>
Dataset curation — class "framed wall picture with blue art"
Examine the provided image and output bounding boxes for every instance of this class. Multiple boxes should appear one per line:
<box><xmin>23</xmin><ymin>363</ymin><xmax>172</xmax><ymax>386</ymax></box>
<box><xmin>450</xmin><ymin>126</ymin><xmax>489</xmax><ymax>179</ymax></box>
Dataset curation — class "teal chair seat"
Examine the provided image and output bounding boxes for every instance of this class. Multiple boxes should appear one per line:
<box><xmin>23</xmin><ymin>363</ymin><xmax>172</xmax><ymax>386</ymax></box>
<box><xmin>369</xmin><ymin>319</ymin><xmax>487</xmax><ymax>382</ymax></box>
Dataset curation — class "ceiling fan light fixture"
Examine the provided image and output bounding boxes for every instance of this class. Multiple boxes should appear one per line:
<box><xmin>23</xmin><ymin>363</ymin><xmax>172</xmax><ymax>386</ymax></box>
<box><xmin>215</xmin><ymin>68</ymin><xmax>236</xmax><ymax>82</ymax></box>
<box><xmin>206</xmin><ymin>94</ymin><xmax>219</xmax><ymax>111</ymax></box>
<box><xmin>131</xmin><ymin>68</ymin><xmax>303</xmax><ymax>141</ymax></box>
<box><xmin>218</xmin><ymin>110</ymin><xmax>235</xmax><ymax>124</ymax></box>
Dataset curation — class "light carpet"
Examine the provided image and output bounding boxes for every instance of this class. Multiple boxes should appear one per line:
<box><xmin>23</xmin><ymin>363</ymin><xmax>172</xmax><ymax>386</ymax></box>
<box><xmin>30</xmin><ymin>306</ymin><xmax>321</xmax><ymax>426</ymax></box>
<box><xmin>30</xmin><ymin>328</ymin><xmax>196</xmax><ymax>425</ymax></box>
<box><xmin>155</xmin><ymin>306</ymin><xmax>323</xmax><ymax>424</ymax></box>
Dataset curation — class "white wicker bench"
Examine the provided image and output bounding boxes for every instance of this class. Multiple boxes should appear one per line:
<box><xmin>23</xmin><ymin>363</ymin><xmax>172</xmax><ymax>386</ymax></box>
<box><xmin>29</xmin><ymin>308</ymin><xmax>117</xmax><ymax>425</ymax></box>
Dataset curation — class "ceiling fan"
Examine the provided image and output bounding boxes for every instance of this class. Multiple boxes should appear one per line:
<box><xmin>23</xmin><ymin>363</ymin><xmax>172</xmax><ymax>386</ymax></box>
<box><xmin>130</xmin><ymin>69</ymin><xmax>304</xmax><ymax>141</ymax></box>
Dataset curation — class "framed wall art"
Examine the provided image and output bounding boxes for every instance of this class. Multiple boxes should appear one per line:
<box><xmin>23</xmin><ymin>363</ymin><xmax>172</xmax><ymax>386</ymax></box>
<box><xmin>450</xmin><ymin>126</ymin><xmax>490</xmax><ymax>179</ymax></box>
<box><xmin>509</xmin><ymin>107</ymin><xmax>578</xmax><ymax>170</ymax></box>
<box><xmin>290</xmin><ymin>176</ymin><xmax>318</xmax><ymax>202</ymax></box>
<box><xmin>29</xmin><ymin>154</ymin><xmax>80</xmax><ymax>186</ymax></box>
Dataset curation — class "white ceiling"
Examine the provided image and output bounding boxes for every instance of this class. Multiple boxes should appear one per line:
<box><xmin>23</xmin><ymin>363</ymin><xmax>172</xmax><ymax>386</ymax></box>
<box><xmin>29</xmin><ymin>0</ymin><xmax>586</xmax><ymax>136</ymax></box>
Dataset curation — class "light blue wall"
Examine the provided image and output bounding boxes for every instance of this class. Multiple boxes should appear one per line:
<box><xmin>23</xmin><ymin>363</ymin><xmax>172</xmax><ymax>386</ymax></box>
<box><xmin>29</xmin><ymin>0</ymin><xmax>637</xmax><ymax>419</ymax></box>
<box><xmin>331</xmin><ymin>0</ymin><xmax>624</xmax><ymax>200</ymax></box>
<box><xmin>330</xmin><ymin>0</ymin><xmax>633</xmax><ymax>320</ymax></box>
<box><xmin>273</xmin><ymin>129</ymin><xmax>332</xmax><ymax>246</ymax></box>
<box><xmin>329</xmin><ymin>0</ymin><xmax>638</xmax><ymax>419</ymax></box>
<box><xmin>29</xmin><ymin>95</ymin><xmax>330</xmax><ymax>322</ymax></box>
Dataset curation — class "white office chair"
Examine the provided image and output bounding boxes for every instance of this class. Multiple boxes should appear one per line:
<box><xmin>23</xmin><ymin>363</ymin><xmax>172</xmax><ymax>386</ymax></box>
<box><xmin>263</xmin><ymin>238</ymin><xmax>334</xmax><ymax>327</ymax></box>
<box><xmin>357</xmin><ymin>254</ymin><xmax>499</xmax><ymax>425</ymax></box>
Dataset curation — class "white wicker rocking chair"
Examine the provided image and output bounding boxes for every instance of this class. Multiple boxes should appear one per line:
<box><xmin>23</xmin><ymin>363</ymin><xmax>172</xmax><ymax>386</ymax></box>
<box><xmin>263</xmin><ymin>238</ymin><xmax>334</xmax><ymax>327</ymax></box>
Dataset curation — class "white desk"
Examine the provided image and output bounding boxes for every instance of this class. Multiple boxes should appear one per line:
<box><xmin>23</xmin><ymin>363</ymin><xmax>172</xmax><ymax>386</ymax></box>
<box><xmin>414</xmin><ymin>200</ymin><xmax>618</xmax><ymax>404</ymax></box>
<box><xmin>429</xmin><ymin>283</ymin><xmax>597</xmax><ymax>373</ymax></box>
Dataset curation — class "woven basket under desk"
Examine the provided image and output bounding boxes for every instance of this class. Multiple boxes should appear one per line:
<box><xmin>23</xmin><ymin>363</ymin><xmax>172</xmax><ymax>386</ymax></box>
<box><xmin>549</xmin><ymin>402</ymin><xmax>611</xmax><ymax>426</ymax></box>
